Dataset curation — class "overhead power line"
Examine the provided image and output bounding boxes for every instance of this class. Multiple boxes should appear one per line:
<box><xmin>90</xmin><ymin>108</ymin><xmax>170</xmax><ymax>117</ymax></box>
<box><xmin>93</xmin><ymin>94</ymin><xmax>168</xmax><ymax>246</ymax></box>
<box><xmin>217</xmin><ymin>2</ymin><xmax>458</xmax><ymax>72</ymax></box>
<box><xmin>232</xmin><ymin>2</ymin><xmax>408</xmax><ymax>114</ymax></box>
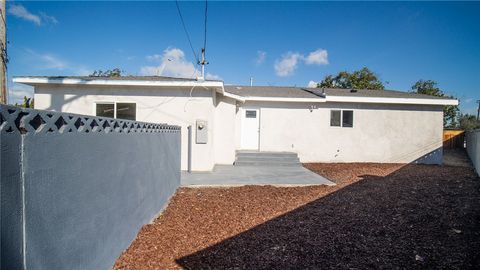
<box><xmin>175</xmin><ymin>0</ymin><xmax>199</xmax><ymax>63</ymax></box>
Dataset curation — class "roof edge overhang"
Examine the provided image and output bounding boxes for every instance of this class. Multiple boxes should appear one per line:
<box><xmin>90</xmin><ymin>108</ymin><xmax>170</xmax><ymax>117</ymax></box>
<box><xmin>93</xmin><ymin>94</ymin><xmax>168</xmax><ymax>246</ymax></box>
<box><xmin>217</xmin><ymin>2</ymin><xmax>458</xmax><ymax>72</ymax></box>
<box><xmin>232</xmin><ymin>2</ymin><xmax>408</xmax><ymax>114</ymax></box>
<box><xmin>221</xmin><ymin>92</ymin><xmax>326</xmax><ymax>103</ymax></box>
<box><xmin>243</xmin><ymin>96</ymin><xmax>326</xmax><ymax>103</ymax></box>
<box><xmin>12</xmin><ymin>76</ymin><xmax>225</xmax><ymax>93</ymax></box>
<box><xmin>325</xmin><ymin>95</ymin><xmax>459</xmax><ymax>106</ymax></box>
<box><xmin>222</xmin><ymin>91</ymin><xmax>457</xmax><ymax>105</ymax></box>
<box><xmin>14</xmin><ymin>77</ymin><xmax>458</xmax><ymax>106</ymax></box>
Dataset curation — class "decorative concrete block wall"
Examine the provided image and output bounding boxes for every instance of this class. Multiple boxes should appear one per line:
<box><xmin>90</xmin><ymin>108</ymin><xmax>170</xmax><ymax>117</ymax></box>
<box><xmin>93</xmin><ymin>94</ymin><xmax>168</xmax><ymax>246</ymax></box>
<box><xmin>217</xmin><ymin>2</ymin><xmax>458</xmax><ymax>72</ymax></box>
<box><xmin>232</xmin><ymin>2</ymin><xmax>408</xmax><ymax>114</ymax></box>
<box><xmin>0</xmin><ymin>105</ymin><xmax>181</xmax><ymax>270</ymax></box>
<box><xmin>466</xmin><ymin>130</ymin><xmax>480</xmax><ymax>176</ymax></box>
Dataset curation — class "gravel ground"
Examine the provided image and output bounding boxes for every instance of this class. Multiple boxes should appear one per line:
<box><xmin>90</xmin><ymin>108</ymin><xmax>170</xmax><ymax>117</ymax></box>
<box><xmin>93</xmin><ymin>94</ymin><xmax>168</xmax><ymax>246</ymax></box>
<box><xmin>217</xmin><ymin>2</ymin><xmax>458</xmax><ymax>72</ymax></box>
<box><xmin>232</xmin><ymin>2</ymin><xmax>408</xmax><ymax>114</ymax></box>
<box><xmin>114</xmin><ymin>163</ymin><xmax>480</xmax><ymax>269</ymax></box>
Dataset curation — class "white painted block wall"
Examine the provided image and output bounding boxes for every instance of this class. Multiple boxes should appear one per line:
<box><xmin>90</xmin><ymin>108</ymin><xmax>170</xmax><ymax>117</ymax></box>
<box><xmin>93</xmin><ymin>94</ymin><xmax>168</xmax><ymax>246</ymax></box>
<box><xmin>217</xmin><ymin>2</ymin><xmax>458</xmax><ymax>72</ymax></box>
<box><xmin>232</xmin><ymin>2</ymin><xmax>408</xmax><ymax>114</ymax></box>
<box><xmin>238</xmin><ymin>101</ymin><xmax>443</xmax><ymax>164</ymax></box>
<box><xmin>34</xmin><ymin>85</ymin><xmax>220</xmax><ymax>171</ymax></box>
<box><xmin>34</xmin><ymin>84</ymin><xmax>445</xmax><ymax>170</ymax></box>
<box><xmin>466</xmin><ymin>130</ymin><xmax>480</xmax><ymax>175</ymax></box>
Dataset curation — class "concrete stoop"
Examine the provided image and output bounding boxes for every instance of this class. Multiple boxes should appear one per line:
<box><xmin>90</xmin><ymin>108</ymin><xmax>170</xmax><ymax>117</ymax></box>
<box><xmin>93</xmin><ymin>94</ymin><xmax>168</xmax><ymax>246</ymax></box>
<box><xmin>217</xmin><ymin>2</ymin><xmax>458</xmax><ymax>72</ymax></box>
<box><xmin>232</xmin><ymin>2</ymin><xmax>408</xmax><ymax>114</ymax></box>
<box><xmin>235</xmin><ymin>151</ymin><xmax>301</xmax><ymax>167</ymax></box>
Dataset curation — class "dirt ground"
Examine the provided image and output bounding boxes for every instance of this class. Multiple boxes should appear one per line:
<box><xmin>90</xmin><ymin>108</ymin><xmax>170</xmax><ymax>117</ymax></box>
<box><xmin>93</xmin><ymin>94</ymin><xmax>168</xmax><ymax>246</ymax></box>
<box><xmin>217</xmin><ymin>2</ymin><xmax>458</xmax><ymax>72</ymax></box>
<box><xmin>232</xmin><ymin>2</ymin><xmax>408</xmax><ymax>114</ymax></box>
<box><xmin>114</xmin><ymin>163</ymin><xmax>480</xmax><ymax>269</ymax></box>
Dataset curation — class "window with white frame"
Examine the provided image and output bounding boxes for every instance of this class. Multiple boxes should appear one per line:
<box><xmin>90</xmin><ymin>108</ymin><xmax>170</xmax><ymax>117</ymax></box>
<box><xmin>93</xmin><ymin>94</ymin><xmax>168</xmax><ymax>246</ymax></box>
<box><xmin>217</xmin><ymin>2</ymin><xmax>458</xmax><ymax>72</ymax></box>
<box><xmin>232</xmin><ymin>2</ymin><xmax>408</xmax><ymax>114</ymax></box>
<box><xmin>330</xmin><ymin>110</ymin><xmax>341</xmax><ymax>127</ymax></box>
<box><xmin>330</xmin><ymin>110</ymin><xmax>354</xmax><ymax>128</ymax></box>
<box><xmin>96</xmin><ymin>102</ymin><xmax>136</xmax><ymax>121</ymax></box>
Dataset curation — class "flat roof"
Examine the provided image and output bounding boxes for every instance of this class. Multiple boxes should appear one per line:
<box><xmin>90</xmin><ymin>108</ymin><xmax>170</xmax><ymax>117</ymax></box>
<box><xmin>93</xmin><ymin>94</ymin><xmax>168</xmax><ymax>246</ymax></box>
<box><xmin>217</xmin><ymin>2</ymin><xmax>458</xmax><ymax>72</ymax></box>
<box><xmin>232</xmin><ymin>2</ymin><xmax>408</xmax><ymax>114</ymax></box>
<box><xmin>224</xmin><ymin>85</ymin><xmax>321</xmax><ymax>99</ymax></box>
<box><xmin>305</xmin><ymin>87</ymin><xmax>453</xmax><ymax>100</ymax></box>
<box><xmin>224</xmin><ymin>85</ymin><xmax>458</xmax><ymax>105</ymax></box>
<box><xmin>13</xmin><ymin>76</ymin><xmax>458</xmax><ymax>106</ymax></box>
<box><xmin>12</xmin><ymin>75</ymin><xmax>225</xmax><ymax>93</ymax></box>
<box><xmin>13</xmin><ymin>75</ymin><xmax>222</xmax><ymax>83</ymax></box>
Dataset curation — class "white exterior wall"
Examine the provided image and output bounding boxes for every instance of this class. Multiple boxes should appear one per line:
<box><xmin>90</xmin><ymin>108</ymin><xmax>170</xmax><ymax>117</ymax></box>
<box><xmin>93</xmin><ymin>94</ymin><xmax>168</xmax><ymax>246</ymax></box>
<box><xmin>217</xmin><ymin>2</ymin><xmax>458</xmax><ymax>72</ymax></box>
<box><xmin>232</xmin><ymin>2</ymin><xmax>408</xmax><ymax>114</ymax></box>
<box><xmin>213</xmin><ymin>94</ymin><xmax>237</xmax><ymax>165</ymax></box>
<box><xmin>237</xmin><ymin>101</ymin><xmax>444</xmax><ymax>164</ymax></box>
<box><xmin>33</xmin><ymin>83</ymin><xmax>446</xmax><ymax>169</ymax></box>
<box><xmin>33</xmin><ymin>84</ymin><xmax>230</xmax><ymax>171</ymax></box>
<box><xmin>466</xmin><ymin>130</ymin><xmax>480</xmax><ymax>175</ymax></box>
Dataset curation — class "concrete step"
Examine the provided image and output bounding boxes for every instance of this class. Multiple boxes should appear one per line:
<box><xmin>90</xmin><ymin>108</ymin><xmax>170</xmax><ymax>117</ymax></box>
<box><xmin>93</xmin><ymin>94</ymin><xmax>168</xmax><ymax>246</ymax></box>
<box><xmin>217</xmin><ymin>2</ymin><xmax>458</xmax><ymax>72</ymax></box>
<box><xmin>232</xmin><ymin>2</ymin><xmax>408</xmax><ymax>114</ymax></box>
<box><xmin>235</xmin><ymin>156</ymin><xmax>300</xmax><ymax>163</ymax></box>
<box><xmin>234</xmin><ymin>160</ymin><xmax>301</xmax><ymax>167</ymax></box>
<box><xmin>236</xmin><ymin>151</ymin><xmax>298</xmax><ymax>159</ymax></box>
<box><xmin>235</xmin><ymin>151</ymin><xmax>301</xmax><ymax>167</ymax></box>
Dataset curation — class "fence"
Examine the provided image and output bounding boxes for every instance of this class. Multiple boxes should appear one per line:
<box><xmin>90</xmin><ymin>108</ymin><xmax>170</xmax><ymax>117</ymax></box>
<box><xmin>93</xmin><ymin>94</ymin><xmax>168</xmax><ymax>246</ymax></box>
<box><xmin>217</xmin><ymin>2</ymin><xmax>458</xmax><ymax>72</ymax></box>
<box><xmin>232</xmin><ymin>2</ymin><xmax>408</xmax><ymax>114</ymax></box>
<box><xmin>0</xmin><ymin>105</ymin><xmax>181</xmax><ymax>269</ymax></box>
<box><xmin>466</xmin><ymin>129</ymin><xmax>480</xmax><ymax>176</ymax></box>
<box><xmin>443</xmin><ymin>129</ymin><xmax>465</xmax><ymax>149</ymax></box>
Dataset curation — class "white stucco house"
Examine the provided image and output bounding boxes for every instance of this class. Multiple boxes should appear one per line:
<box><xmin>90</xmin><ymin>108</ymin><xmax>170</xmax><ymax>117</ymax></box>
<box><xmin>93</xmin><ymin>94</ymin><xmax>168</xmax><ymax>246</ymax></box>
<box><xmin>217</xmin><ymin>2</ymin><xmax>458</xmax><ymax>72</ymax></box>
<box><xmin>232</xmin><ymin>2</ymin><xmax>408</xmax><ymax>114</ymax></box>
<box><xmin>13</xmin><ymin>76</ymin><xmax>458</xmax><ymax>171</ymax></box>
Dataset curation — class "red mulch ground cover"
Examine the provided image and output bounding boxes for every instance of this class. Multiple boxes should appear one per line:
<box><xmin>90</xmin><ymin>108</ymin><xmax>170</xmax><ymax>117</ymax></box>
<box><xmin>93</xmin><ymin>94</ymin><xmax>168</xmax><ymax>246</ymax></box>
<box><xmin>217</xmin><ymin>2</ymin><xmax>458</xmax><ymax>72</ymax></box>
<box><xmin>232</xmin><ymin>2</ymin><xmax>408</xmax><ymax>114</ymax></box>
<box><xmin>114</xmin><ymin>163</ymin><xmax>480</xmax><ymax>269</ymax></box>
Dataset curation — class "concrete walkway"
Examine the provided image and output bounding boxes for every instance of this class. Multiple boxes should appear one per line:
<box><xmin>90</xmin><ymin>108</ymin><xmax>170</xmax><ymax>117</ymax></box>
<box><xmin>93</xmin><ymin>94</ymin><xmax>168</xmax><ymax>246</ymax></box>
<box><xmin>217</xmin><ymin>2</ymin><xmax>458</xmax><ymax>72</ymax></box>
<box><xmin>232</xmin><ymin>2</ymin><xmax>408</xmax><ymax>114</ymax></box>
<box><xmin>181</xmin><ymin>165</ymin><xmax>335</xmax><ymax>187</ymax></box>
<box><xmin>443</xmin><ymin>149</ymin><xmax>472</xmax><ymax>167</ymax></box>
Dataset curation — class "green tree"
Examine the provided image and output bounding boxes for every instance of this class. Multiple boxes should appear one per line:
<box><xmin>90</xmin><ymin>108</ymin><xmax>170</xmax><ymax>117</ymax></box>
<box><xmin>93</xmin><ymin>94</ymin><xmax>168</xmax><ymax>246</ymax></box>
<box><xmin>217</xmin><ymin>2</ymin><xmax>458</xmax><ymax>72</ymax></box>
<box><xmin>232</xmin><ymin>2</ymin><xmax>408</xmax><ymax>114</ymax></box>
<box><xmin>89</xmin><ymin>68</ymin><xmax>123</xmax><ymax>77</ymax></box>
<box><xmin>458</xmin><ymin>113</ymin><xmax>480</xmax><ymax>131</ymax></box>
<box><xmin>14</xmin><ymin>96</ymin><xmax>34</xmax><ymax>108</ymax></box>
<box><xmin>318</xmin><ymin>67</ymin><xmax>385</xmax><ymax>90</ymax></box>
<box><xmin>411</xmin><ymin>80</ymin><xmax>459</xmax><ymax>128</ymax></box>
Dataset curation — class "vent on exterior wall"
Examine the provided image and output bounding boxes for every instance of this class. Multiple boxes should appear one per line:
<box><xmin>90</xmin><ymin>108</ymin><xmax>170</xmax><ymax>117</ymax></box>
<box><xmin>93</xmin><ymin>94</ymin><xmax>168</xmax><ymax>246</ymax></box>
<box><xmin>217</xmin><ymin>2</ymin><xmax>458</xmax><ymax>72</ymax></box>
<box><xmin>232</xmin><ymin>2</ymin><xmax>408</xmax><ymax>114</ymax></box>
<box><xmin>350</xmin><ymin>89</ymin><xmax>358</xmax><ymax>93</ymax></box>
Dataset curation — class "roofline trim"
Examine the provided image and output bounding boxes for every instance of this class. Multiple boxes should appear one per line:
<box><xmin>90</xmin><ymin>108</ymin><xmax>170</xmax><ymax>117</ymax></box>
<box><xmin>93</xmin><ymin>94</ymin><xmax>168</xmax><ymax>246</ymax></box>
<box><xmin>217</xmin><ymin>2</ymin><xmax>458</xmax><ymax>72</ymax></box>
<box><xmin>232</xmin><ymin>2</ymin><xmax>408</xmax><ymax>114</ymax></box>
<box><xmin>223</xmin><ymin>92</ymin><xmax>245</xmax><ymax>102</ymax></box>
<box><xmin>12</xmin><ymin>77</ymin><xmax>224</xmax><ymax>89</ymax></box>
<box><xmin>325</xmin><ymin>95</ymin><xmax>459</xmax><ymax>106</ymax></box>
<box><xmin>243</xmin><ymin>96</ymin><xmax>327</xmax><ymax>103</ymax></box>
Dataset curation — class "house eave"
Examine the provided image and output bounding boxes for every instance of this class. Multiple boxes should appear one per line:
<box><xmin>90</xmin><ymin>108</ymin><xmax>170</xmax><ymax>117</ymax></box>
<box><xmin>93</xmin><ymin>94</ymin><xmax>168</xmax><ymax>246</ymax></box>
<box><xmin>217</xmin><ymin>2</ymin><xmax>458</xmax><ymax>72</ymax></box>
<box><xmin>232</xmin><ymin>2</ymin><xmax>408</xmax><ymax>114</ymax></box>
<box><xmin>325</xmin><ymin>96</ymin><xmax>458</xmax><ymax>106</ymax></box>
<box><xmin>243</xmin><ymin>97</ymin><xmax>327</xmax><ymax>103</ymax></box>
<box><xmin>12</xmin><ymin>77</ymin><xmax>225</xmax><ymax>90</ymax></box>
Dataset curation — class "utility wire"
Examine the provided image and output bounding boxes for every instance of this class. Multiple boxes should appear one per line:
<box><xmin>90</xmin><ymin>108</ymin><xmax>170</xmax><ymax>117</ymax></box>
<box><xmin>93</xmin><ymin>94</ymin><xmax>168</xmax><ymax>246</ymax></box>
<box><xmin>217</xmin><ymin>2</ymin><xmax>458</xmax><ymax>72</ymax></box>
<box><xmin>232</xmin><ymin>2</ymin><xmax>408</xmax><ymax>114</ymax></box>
<box><xmin>175</xmin><ymin>0</ymin><xmax>199</xmax><ymax>63</ymax></box>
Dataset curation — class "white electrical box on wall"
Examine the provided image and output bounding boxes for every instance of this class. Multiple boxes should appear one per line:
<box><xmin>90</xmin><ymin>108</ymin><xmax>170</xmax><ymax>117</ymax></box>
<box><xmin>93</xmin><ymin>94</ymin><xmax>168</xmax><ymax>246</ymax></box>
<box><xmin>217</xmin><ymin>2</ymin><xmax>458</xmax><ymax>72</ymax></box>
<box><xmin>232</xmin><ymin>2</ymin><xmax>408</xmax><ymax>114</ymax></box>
<box><xmin>196</xmin><ymin>120</ymin><xmax>208</xmax><ymax>144</ymax></box>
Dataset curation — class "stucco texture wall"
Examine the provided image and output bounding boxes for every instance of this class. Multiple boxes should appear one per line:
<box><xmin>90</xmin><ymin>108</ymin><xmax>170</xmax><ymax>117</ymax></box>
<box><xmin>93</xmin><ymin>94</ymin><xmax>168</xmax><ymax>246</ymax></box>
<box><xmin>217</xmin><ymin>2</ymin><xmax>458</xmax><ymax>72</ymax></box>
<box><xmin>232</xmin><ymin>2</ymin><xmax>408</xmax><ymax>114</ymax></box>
<box><xmin>34</xmin><ymin>85</ymin><xmax>219</xmax><ymax>171</ymax></box>
<box><xmin>466</xmin><ymin>130</ymin><xmax>480</xmax><ymax>175</ymax></box>
<box><xmin>239</xmin><ymin>101</ymin><xmax>444</xmax><ymax>164</ymax></box>
<box><xmin>213</xmin><ymin>94</ymin><xmax>236</xmax><ymax>165</ymax></box>
<box><xmin>0</xmin><ymin>106</ymin><xmax>181</xmax><ymax>270</ymax></box>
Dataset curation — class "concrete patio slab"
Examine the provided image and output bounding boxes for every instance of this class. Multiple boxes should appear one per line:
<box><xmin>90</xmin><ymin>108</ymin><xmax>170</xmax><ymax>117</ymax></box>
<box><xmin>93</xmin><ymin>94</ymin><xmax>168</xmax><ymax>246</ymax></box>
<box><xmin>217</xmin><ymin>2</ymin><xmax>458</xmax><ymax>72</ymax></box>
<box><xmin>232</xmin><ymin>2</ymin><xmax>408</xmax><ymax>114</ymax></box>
<box><xmin>181</xmin><ymin>165</ymin><xmax>335</xmax><ymax>187</ymax></box>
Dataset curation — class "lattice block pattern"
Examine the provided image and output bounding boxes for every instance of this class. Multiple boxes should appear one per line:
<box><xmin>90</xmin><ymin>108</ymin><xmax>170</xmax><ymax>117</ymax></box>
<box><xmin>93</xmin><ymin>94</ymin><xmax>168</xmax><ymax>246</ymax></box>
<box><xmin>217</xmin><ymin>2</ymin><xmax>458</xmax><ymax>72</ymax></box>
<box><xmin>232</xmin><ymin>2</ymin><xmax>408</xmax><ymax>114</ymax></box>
<box><xmin>0</xmin><ymin>105</ymin><xmax>181</xmax><ymax>134</ymax></box>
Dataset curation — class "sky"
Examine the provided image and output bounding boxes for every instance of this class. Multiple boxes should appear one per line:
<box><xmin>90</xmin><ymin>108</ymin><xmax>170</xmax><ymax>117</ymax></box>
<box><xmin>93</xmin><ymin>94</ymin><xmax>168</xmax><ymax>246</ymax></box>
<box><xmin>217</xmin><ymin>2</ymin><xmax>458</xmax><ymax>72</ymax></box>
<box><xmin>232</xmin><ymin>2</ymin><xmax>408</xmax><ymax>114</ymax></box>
<box><xmin>6</xmin><ymin>1</ymin><xmax>480</xmax><ymax>114</ymax></box>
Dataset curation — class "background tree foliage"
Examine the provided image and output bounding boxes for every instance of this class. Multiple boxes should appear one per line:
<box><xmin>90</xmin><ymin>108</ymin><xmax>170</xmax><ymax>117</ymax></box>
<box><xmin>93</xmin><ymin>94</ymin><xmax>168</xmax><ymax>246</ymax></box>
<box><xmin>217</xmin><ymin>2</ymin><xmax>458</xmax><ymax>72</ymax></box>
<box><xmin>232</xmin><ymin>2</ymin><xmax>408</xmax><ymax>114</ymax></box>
<box><xmin>89</xmin><ymin>68</ymin><xmax>123</xmax><ymax>77</ymax></box>
<box><xmin>14</xmin><ymin>96</ymin><xmax>34</xmax><ymax>108</ymax></box>
<box><xmin>411</xmin><ymin>80</ymin><xmax>459</xmax><ymax>128</ymax></box>
<box><xmin>317</xmin><ymin>67</ymin><xmax>385</xmax><ymax>90</ymax></box>
<box><xmin>458</xmin><ymin>113</ymin><xmax>480</xmax><ymax>131</ymax></box>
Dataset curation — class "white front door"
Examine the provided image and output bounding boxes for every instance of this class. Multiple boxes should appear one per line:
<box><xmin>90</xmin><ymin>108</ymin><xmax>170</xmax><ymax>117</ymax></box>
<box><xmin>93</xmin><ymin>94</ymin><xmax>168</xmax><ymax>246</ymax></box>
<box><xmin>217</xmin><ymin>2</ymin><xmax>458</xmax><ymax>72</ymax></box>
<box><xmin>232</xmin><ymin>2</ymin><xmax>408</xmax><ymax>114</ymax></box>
<box><xmin>241</xmin><ymin>108</ymin><xmax>260</xmax><ymax>150</ymax></box>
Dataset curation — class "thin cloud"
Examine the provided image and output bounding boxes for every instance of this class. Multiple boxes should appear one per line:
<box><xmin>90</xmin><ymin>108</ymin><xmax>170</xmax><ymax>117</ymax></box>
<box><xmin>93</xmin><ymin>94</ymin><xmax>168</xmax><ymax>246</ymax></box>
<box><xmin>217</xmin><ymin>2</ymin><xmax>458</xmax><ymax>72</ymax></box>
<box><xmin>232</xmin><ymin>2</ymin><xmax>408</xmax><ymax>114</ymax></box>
<box><xmin>25</xmin><ymin>49</ymin><xmax>67</xmax><ymax>70</ymax></box>
<box><xmin>8</xmin><ymin>4</ymin><xmax>57</xmax><ymax>26</ymax></box>
<box><xmin>205</xmin><ymin>73</ymin><xmax>222</xmax><ymax>80</ymax></box>
<box><xmin>141</xmin><ymin>47</ymin><xmax>221</xmax><ymax>79</ymax></box>
<box><xmin>464</xmin><ymin>98</ymin><xmax>474</xmax><ymax>104</ymax></box>
<box><xmin>274</xmin><ymin>52</ymin><xmax>302</xmax><ymax>77</ymax></box>
<box><xmin>307</xmin><ymin>80</ymin><xmax>319</xmax><ymax>88</ymax></box>
<box><xmin>39</xmin><ymin>12</ymin><xmax>58</xmax><ymax>24</ymax></box>
<box><xmin>274</xmin><ymin>48</ymin><xmax>329</xmax><ymax>77</ymax></box>
<box><xmin>8</xmin><ymin>81</ymin><xmax>34</xmax><ymax>105</ymax></box>
<box><xmin>23</xmin><ymin>49</ymin><xmax>91</xmax><ymax>75</ymax></box>
<box><xmin>255</xmin><ymin>50</ymin><xmax>267</xmax><ymax>65</ymax></box>
<box><xmin>305</xmin><ymin>49</ymin><xmax>328</xmax><ymax>65</ymax></box>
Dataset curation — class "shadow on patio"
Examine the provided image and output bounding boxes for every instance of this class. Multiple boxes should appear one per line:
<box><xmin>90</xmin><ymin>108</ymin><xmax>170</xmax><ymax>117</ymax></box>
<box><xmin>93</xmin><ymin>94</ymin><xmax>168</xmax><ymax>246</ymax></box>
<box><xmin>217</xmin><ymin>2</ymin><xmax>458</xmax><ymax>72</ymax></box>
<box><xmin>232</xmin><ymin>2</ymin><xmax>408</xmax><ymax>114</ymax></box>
<box><xmin>176</xmin><ymin>164</ymin><xmax>480</xmax><ymax>269</ymax></box>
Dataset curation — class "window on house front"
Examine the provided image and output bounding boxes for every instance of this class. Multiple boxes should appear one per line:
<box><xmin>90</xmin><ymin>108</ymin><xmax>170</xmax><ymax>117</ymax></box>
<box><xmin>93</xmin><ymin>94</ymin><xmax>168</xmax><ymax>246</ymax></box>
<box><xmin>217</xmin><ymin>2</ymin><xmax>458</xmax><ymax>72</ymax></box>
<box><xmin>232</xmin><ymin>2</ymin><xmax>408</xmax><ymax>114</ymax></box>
<box><xmin>116</xmin><ymin>103</ymin><xmax>136</xmax><ymax>121</ymax></box>
<box><xmin>342</xmin><ymin>110</ymin><xmax>354</xmax><ymax>128</ymax></box>
<box><xmin>330</xmin><ymin>110</ymin><xmax>354</xmax><ymax>128</ymax></box>
<box><xmin>330</xmin><ymin>110</ymin><xmax>341</xmax><ymax>127</ymax></box>
<box><xmin>96</xmin><ymin>102</ymin><xmax>136</xmax><ymax>121</ymax></box>
<box><xmin>96</xmin><ymin>103</ymin><xmax>114</xmax><ymax>118</ymax></box>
